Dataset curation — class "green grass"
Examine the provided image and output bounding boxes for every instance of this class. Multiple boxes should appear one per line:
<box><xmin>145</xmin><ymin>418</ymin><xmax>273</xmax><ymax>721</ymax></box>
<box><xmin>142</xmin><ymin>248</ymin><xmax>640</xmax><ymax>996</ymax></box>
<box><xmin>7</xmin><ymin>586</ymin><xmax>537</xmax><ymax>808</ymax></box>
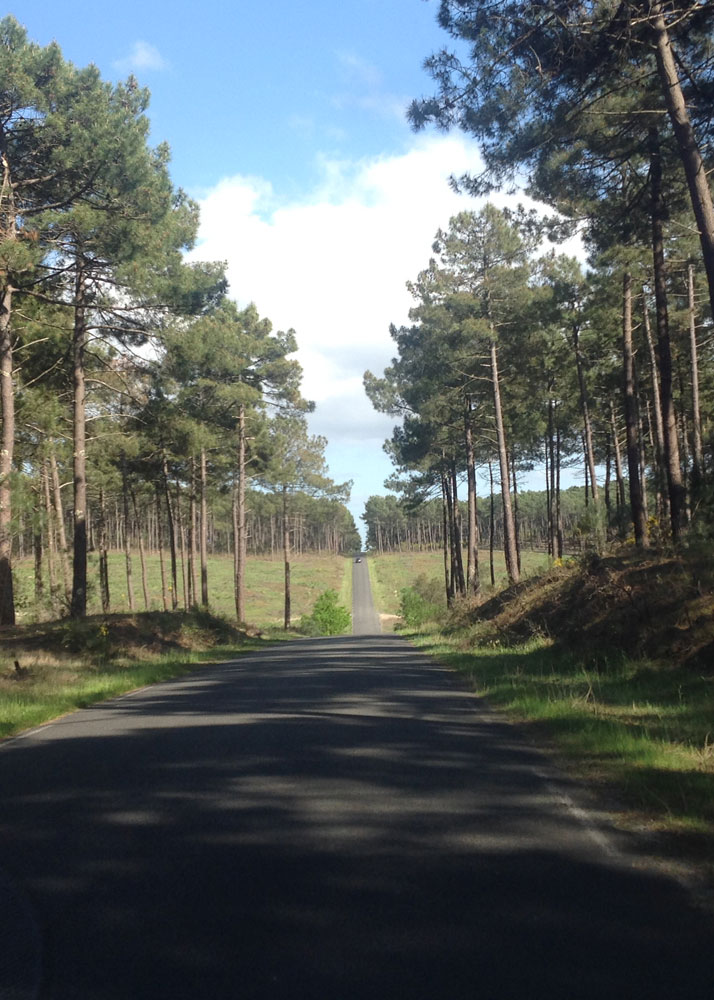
<box><xmin>367</xmin><ymin>548</ymin><xmax>550</xmax><ymax>616</ymax></box>
<box><xmin>14</xmin><ymin>551</ymin><xmax>353</xmax><ymax>628</ymax></box>
<box><xmin>408</xmin><ymin>627</ymin><xmax>714</xmax><ymax>845</ymax></box>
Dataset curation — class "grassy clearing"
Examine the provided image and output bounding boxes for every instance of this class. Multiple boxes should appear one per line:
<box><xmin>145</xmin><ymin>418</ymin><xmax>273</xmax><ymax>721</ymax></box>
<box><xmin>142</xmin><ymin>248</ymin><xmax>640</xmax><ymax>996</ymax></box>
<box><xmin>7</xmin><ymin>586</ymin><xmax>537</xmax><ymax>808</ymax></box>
<box><xmin>14</xmin><ymin>552</ymin><xmax>353</xmax><ymax>628</ymax></box>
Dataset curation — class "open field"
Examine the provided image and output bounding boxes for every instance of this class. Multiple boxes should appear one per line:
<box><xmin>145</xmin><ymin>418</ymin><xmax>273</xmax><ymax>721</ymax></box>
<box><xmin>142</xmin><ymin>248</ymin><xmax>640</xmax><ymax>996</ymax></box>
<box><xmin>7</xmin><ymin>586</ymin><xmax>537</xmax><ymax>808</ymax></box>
<box><xmin>14</xmin><ymin>552</ymin><xmax>353</xmax><ymax>628</ymax></box>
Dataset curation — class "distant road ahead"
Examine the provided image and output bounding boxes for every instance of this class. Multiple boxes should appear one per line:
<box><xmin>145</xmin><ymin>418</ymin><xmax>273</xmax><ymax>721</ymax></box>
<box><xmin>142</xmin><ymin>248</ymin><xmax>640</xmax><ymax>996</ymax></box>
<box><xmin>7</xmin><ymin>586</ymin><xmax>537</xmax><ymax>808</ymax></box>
<box><xmin>352</xmin><ymin>556</ymin><xmax>381</xmax><ymax>634</ymax></box>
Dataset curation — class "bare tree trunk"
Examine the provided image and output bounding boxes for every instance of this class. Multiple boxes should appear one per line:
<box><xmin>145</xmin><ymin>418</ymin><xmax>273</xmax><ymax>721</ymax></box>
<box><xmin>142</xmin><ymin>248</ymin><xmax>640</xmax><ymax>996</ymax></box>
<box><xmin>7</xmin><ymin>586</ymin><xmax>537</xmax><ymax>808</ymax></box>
<box><xmin>571</xmin><ymin>323</ymin><xmax>599</xmax><ymax>504</ymax></box>
<box><xmin>70</xmin><ymin>263</ymin><xmax>88</xmax><ymax>619</ymax></box>
<box><xmin>610</xmin><ymin>401</ymin><xmax>627</xmax><ymax>512</ymax></box>
<box><xmin>488</xmin><ymin>461</ymin><xmax>496</xmax><ymax>587</ymax></box>
<box><xmin>451</xmin><ymin>462</ymin><xmax>466</xmax><ymax>597</ymax></box>
<box><xmin>188</xmin><ymin>458</ymin><xmax>198</xmax><ymax>607</ymax></box>
<box><xmin>236</xmin><ymin>405</ymin><xmax>247</xmax><ymax>622</ymax></box>
<box><xmin>622</xmin><ymin>272</ymin><xmax>648</xmax><ymax>547</ymax></box>
<box><xmin>175</xmin><ymin>481</ymin><xmax>188</xmax><ymax>610</ymax></box>
<box><xmin>642</xmin><ymin>297</ymin><xmax>669</xmax><ymax>526</ymax></box>
<box><xmin>650</xmin><ymin>127</ymin><xmax>686</xmax><ymax>540</ymax></box>
<box><xmin>464</xmin><ymin>401</ymin><xmax>480</xmax><ymax>596</ymax></box>
<box><xmin>121</xmin><ymin>454</ymin><xmax>135</xmax><ymax>611</ymax></box>
<box><xmin>283</xmin><ymin>486</ymin><xmax>291</xmax><ymax>630</ymax></box>
<box><xmin>441</xmin><ymin>472</ymin><xmax>451</xmax><ymax>606</ymax></box>
<box><xmin>49</xmin><ymin>453</ymin><xmax>72</xmax><ymax>604</ymax></box>
<box><xmin>155</xmin><ymin>486</ymin><xmax>169</xmax><ymax>611</ymax></box>
<box><xmin>200</xmin><ymin>448</ymin><xmax>209</xmax><ymax>605</ymax></box>
<box><xmin>161</xmin><ymin>456</ymin><xmax>178</xmax><ymax>610</ymax></box>
<box><xmin>131</xmin><ymin>489</ymin><xmax>150</xmax><ymax>610</ymax></box>
<box><xmin>98</xmin><ymin>486</ymin><xmax>110</xmax><ymax>613</ymax></box>
<box><xmin>490</xmin><ymin>338</ymin><xmax>519</xmax><ymax>583</ymax></box>
<box><xmin>42</xmin><ymin>461</ymin><xmax>57</xmax><ymax>602</ymax></box>
<box><xmin>687</xmin><ymin>264</ymin><xmax>704</xmax><ymax>490</ymax></box>
<box><xmin>0</xmin><ymin>152</ymin><xmax>16</xmax><ymax>626</ymax></box>
<box><xmin>650</xmin><ymin>3</ymin><xmax>714</xmax><ymax>321</ymax></box>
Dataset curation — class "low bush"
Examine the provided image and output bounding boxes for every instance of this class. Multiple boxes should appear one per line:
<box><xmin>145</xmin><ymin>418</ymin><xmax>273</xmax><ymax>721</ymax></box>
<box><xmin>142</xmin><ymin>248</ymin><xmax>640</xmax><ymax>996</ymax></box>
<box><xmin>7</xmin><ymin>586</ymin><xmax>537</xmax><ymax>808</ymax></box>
<box><xmin>399</xmin><ymin>574</ymin><xmax>445</xmax><ymax>627</ymax></box>
<box><xmin>299</xmin><ymin>590</ymin><xmax>351</xmax><ymax>636</ymax></box>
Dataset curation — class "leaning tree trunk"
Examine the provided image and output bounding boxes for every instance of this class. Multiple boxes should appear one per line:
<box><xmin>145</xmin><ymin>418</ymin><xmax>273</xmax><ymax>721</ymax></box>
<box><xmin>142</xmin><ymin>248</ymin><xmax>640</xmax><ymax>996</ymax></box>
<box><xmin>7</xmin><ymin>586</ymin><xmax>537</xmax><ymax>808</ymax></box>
<box><xmin>42</xmin><ymin>462</ymin><xmax>58</xmax><ymax>603</ymax></box>
<box><xmin>642</xmin><ymin>297</ymin><xmax>669</xmax><ymax>527</ymax></box>
<box><xmin>70</xmin><ymin>263</ymin><xmax>88</xmax><ymax>619</ymax></box>
<box><xmin>649</xmin><ymin>127</ymin><xmax>686</xmax><ymax>540</ymax></box>
<box><xmin>490</xmin><ymin>338</ymin><xmax>519</xmax><ymax>584</ymax></box>
<box><xmin>488</xmin><ymin>461</ymin><xmax>496</xmax><ymax>587</ymax></box>
<box><xmin>650</xmin><ymin>3</ymin><xmax>714</xmax><ymax>322</ymax></box>
<box><xmin>451</xmin><ymin>461</ymin><xmax>466</xmax><ymax>597</ymax></box>
<box><xmin>622</xmin><ymin>272</ymin><xmax>648</xmax><ymax>548</ymax></box>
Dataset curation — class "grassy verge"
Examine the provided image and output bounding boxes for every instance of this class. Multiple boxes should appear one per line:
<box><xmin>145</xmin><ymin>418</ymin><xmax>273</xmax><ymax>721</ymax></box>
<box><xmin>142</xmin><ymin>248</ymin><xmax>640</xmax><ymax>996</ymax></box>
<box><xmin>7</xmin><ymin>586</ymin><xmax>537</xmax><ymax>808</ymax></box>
<box><xmin>0</xmin><ymin>609</ymin><xmax>280</xmax><ymax>742</ymax></box>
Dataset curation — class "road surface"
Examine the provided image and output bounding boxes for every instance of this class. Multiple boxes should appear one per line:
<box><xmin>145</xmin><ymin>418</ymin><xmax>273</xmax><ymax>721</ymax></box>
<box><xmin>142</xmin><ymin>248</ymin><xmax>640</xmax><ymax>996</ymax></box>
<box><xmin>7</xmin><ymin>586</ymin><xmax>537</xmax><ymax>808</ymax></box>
<box><xmin>351</xmin><ymin>556</ymin><xmax>381</xmax><ymax>634</ymax></box>
<box><xmin>1</xmin><ymin>636</ymin><xmax>713</xmax><ymax>998</ymax></box>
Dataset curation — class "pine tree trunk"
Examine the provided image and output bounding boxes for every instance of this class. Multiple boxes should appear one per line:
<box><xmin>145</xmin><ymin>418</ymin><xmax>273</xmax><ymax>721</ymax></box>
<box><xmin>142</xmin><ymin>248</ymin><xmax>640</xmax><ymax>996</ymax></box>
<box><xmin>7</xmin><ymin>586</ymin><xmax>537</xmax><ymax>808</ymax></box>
<box><xmin>155</xmin><ymin>487</ymin><xmax>169</xmax><ymax>612</ymax></box>
<box><xmin>0</xmin><ymin>279</ymin><xmax>16</xmax><ymax>625</ymax></box>
<box><xmin>642</xmin><ymin>297</ymin><xmax>669</xmax><ymax>525</ymax></box>
<box><xmin>440</xmin><ymin>471</ymin><xmax>451</xmax><ymax>606</ymax></box>
<box><xmin>236</xmin><ymin>405</ymin><xmax>247</xmax><ymax>622</ymax></box>
<box><xmin>451</xmin><ymin>462</ymin><xmax>466</xmax><ymax>596</ymax></box>
<box><xmin>200</xmin><ymin>448</ymin><xmax>209</xmax><ymax>605</ymax></box>
<box><xmin>121</xmin><ymin>454</ymin><xmax>135</xmax><ymax>611</ymax></box>
<box><xmin>50</xmin><ymin>453</ymin><xmax>72</xmax><ymax>603</ymax></box>
<box><xmin>571</xmin><ymin>323</ymin><xmax>599</xmax><ymax>504</ymax></box>
<box><xmin>0</xmin><ymin>155</ymin><xmax>16</xmax><ymax>626</ymax></box>
<box><xmin>687</xmin><ymin>264</ymin><xmax>704</xmax><ymax>490</ymax></box>
<box><xmin>488</xmin><ymin>461</ymin><xmax>496</xmax><ymax>587</ymax></box>
<box><xmin>610</xmin><ymin>401</ymin><xmax>627</xmax><ymax>512</ymax></box>
<box><xmin>98</xmin><ymin>486</ymin><xmax>110</xmax><ymax>613</ymax></box>
<box><xmin>650</xmin><ymin>127</ymin><xmax>686</xmax><ymax>540</ymax></box>
<box><xmin>622</xmin><ymin>272</ymin><xmax>648</xmax><ymax>547</ymax></box>
<box><xmin>650</xmin><ymin>3</ymin><xmax>714</xmax><ymax>322</ymax></box>
<box><xmin>283</xmin><ymin>487</ymin><xmax>291</xmax><ymax>630</ymax></box>
<box><xmin>160</xmin><ymin>456</ymin><xmax>178</xmax><ymax>610</ymax></box>
<box><xmin>43</xmin><ymin>462</ymin><xmax>57</xmax><ymax>602</ymax></box>
<box><xmin>188</xmin><ymin>458</ymin><xmax>198</xmax><ymax>607</ymax></box>
<box><xmin>490</xmin><ymin>339</ymin><xmax>519</xmax><ymax>583</ymax></box>
<box><xmin>131</xmin><ymin>489</ymin><xmax>151</xmax><ymax>610</ymax></box>
<box><xmin>464</xmin><ymin>400</ymin><xmax>480</xmax><ymax>595</ymax></box>
<box><xmin>70</xmin><ymin>264</ymin><xmax>88</xmax><ymax>619</ymax></box>
<box><xmin>175</xmin><ymin>481</ymin><xmax>188</xmax><ymax>610</ymax></box>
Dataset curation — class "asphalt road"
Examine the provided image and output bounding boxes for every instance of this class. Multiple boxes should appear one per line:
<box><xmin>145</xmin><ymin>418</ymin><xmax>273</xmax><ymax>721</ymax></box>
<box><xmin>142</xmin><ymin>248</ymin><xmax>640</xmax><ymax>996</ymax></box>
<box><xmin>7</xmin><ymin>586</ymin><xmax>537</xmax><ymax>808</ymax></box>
<box><xmin>1</xmin><ymin>635</ymin><xmax>713</xmax><ymax>999</ymax></box>
<box><xmin>351</xmin><ymin>557</ymin><xmax>381</xmax><ymax>635</ymax></box>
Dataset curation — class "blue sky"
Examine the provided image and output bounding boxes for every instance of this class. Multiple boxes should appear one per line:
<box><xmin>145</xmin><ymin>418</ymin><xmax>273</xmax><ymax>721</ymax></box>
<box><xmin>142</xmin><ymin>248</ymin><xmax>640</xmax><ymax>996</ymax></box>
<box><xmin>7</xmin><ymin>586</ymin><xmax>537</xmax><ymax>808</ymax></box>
<box><xmin>13</xmin><ymin>2</ymin><xmax>563</xmax><ymax>538</ymax></box>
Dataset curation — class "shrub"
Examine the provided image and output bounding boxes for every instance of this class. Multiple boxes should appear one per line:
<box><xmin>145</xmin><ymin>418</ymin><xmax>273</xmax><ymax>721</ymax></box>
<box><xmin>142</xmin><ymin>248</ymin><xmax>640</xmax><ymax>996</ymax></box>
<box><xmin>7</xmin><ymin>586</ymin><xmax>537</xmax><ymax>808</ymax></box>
<box><xmin>399</xmin><ymin>574</ymin><xmax>445</xmax><ymax>628</ymax></box>
<box><xmin>299</xmin><ymin>590</ymin><xmax>351</xmax><ymax>636</ymax></box>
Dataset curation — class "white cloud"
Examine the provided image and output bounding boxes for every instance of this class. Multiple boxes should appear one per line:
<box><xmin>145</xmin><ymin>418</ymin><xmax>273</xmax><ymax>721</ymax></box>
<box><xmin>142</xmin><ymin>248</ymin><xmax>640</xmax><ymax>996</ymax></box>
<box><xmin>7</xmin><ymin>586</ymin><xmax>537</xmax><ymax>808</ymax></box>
<box><xmin>114</xmin><ymin>40</ymin><xmax>168</xmax><ymax>73</ymax></box>
<box><xmin>188</xmin><ymin>135</ymin><xmax>579</xmax><ymax>519</ymax></box>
